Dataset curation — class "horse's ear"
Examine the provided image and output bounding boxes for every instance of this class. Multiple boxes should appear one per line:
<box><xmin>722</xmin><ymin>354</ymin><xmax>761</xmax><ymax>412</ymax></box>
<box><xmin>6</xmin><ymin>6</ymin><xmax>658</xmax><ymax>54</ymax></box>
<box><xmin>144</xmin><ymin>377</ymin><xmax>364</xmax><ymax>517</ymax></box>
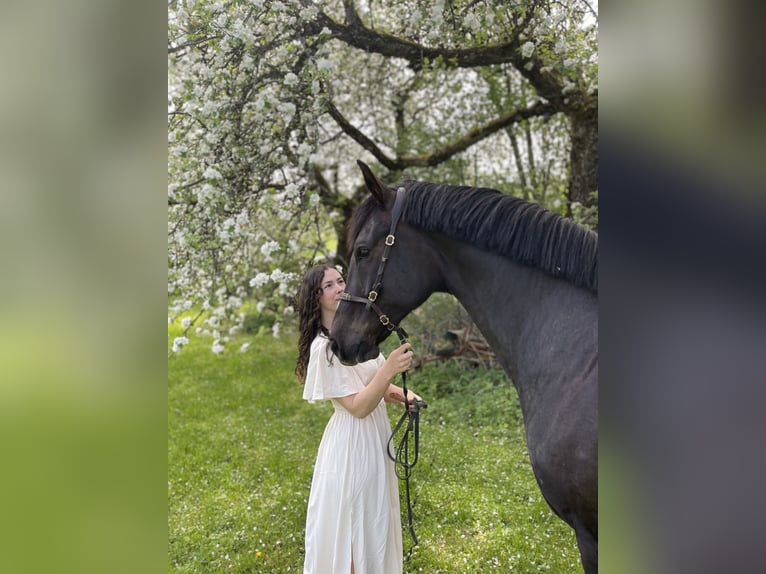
<box><xmin>356</xmin><ymin>160</ymin><xmax>389</xmax><ymax>206</ymax></box>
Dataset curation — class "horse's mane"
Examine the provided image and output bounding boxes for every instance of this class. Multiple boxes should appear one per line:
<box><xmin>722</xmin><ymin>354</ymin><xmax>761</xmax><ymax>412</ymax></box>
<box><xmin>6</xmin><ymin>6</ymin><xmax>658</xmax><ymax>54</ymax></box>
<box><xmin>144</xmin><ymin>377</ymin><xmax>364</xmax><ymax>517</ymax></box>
<box><xmin>349</xmin><ymin>180</ymin><xmax>598</xmax><ymax>292</ymax></box>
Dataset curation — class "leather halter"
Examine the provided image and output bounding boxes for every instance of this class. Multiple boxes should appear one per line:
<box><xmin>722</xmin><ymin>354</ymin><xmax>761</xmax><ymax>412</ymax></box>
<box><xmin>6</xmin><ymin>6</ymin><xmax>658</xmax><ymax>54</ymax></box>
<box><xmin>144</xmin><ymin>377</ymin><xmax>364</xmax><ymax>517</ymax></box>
<box><xmin>338</xmin><ymin>186</ymin><xmax>408</xmax><ymax>337</ymax></box>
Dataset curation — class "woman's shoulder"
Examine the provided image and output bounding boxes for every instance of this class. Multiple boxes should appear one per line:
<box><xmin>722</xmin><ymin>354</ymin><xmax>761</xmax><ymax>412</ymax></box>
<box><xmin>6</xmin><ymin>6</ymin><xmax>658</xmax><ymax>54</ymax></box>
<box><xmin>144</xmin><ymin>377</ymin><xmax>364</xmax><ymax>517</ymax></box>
<box><xmin>310</xmin><ymin>332</ymin><xmax>329</xmax><ymax>353</ymax></box>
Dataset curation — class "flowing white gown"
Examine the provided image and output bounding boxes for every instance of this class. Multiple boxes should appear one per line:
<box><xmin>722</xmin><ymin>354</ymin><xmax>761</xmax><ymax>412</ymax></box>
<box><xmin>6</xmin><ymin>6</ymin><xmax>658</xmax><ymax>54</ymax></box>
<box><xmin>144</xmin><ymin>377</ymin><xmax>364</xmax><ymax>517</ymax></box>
<box><xmin>303</xmin><ymin>334</ymin><xmax>403</xmax><ymax>574</ymax></box>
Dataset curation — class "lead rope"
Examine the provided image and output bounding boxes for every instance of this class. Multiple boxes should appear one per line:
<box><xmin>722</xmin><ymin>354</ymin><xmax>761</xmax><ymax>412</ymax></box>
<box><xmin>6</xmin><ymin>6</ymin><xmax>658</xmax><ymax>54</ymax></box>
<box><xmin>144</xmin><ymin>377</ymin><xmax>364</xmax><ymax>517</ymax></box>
<box><xmin>387</xmin><ymin>328</ymin><xmax>426</xmax><ymax>559</ymax></box>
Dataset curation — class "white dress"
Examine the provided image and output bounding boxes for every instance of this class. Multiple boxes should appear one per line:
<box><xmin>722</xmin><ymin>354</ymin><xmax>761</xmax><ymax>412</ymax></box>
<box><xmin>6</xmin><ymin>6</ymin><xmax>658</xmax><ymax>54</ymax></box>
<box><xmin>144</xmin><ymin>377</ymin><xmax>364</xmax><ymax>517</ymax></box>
<box><xmin>303</xmin><ymin>334</ymin><xmax>403</xmax><ymax>574</ymax></box>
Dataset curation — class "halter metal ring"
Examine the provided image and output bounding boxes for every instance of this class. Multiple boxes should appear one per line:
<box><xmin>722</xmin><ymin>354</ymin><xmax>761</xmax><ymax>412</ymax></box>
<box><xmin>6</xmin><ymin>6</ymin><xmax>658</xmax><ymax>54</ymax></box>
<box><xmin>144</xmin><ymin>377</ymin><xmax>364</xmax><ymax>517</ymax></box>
<box><xmin>379</xmin><ymin>314</ymin><xmax>390</xmax><ymax>326</ymax></box>
<box><xmin>368</xmin><ymin>290</ymin><xmax>378</xmax><ymax>302</ymax></box>
<box><xmin>385</xmin><ymin>234</ymin><xmax>395</xmax><ymax>246</ymax></box>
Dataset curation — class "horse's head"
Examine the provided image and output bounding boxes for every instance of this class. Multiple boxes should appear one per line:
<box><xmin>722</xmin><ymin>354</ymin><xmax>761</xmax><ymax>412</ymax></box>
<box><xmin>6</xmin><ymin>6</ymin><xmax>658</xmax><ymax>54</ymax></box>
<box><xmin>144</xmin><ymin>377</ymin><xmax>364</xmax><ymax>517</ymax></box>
<box><xmin>329</xmin><ymin>161</ymin><xmax>442</xmax><ymax>364</ymax></box>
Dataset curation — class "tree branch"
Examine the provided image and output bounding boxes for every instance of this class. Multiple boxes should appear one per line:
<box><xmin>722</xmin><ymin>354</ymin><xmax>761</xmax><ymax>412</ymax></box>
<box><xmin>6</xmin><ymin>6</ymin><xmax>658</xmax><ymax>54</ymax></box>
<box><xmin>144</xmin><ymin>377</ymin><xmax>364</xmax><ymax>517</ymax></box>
<box><xmin>579</xmin><ymin>0</ymin><xmax>598</xmax><ymax>19</ymax></box>
<box><xmin>326</xmin><ymin>96</ymin><xmax>556</xmax><ymax>170</ymax></box>
<box><xmin>325</xmin><ymin>99</ymin><xmax>399</xmax><ymax>169</ymax></box>
<box><xmin>312</xmin><ymin>4</ymin><xmax>569</xmax><ymax>109</ymax></box>
<box><xmin>400</xmin><ymin>101</ymin><xmax>556</xmax><ymax>167</ymax></box>
<box><xmin>168</xmin><ymin>35</ymin><xmax>221</xmax><ymax>55</ymax></box>
<box><xmin>317</xmin><ymin>9</ymin><xmax>520</xmax><ymax>69</ymax></box>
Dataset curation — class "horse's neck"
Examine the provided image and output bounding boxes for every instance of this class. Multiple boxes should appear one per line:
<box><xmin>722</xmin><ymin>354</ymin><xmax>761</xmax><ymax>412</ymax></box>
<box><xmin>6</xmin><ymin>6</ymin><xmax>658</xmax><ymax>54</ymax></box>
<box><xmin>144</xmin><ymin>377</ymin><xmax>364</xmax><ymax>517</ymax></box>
<box><xmin>434</xmin><ymin>237</ymin><xmax>597</xmax><ymax>403</ymax></box>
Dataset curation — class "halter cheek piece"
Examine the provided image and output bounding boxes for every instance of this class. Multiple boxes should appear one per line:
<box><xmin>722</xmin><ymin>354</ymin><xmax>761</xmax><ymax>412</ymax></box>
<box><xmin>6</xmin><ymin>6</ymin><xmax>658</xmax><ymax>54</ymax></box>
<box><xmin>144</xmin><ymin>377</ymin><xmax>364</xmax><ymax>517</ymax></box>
<box><xmin>337</xmin><ymin>185</ymin><xmax>425</xmax><ymax>553</ymax></box>
<box><xmin>338</xmin><ymin>186</ymin><xmax>408</xmax><ymax>337</ymax></box>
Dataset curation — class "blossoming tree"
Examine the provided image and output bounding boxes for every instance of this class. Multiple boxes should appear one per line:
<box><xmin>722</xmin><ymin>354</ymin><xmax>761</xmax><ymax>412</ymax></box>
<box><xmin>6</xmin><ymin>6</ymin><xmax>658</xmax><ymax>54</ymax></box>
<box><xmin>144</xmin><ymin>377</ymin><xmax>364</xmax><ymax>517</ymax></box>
<box><xmin>168</xmin><ymin>0</ymin><xmax>597</xmax><ymax>353</ymax></box>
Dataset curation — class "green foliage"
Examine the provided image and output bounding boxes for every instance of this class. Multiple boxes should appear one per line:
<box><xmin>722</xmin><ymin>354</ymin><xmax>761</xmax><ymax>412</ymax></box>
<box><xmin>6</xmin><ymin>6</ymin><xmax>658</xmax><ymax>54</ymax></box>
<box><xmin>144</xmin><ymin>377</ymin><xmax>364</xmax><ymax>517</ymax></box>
<box><xmin>571</xmin><ymin>189</ymin><xmax>599</xmax><ymax>230</ymax></box>
<box><xmin>399</xmin><ymin>293</ymin><xmax>473</xmax><ymax>355</ymax></box>
<box><xmin>242</xmin><ymin>312</ymin><xmax>277</xmax><ymax>335</ymax></box>
<box><xmin>168</xmin><ymin>330</ymin><xmax>581</xmax><ymax>573</ymax></box>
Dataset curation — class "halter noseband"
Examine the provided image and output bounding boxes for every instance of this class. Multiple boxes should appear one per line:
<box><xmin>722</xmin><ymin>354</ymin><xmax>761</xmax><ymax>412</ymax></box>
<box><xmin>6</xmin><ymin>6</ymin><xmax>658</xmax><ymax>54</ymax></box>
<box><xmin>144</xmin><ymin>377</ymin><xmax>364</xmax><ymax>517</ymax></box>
<box><xmin>338</xmin><ymin>186</ymin><xmax>408</xmax><ymax>339</ymax></box>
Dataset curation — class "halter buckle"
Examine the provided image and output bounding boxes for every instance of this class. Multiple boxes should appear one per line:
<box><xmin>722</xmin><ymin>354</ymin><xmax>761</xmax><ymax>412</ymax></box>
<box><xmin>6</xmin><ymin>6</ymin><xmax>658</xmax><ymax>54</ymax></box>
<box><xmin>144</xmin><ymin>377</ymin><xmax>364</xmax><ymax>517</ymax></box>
<box><xmin>367</xmin><ymin>290</ymin><xmax>378</xmax><ymax>302</ymax></box>
<box><xmin>385</xmin><ymin>234</ymin><xmax>395</xmax><ymax>246</ymax></box>
<box><xmin>379</xmin><ymin>314</ymin><xmax>390</xmax><ymax>326</ymax></box>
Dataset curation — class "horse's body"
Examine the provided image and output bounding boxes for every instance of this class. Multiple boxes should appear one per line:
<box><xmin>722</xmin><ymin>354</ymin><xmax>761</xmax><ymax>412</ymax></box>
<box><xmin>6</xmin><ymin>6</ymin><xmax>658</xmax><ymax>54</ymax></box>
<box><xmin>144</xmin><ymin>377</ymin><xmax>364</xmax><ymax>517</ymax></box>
<box><xmin>330</xmin><ymin>162</ymin><xmax>598</xmax><ymax>573</ymax></box>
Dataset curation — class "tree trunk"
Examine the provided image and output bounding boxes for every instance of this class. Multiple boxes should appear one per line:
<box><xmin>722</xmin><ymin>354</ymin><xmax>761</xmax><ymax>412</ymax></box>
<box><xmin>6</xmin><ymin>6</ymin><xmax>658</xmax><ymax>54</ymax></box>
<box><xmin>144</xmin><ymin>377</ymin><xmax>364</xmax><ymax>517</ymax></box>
<box><xmin>332</xmin><ymin>200</ymin><xmax>355</xmax><ymax>270</ymax></box>
<box><xmin>568</xmin><ymin>105</ymin><xmax>598</xmax><ymax>223</ymax></box>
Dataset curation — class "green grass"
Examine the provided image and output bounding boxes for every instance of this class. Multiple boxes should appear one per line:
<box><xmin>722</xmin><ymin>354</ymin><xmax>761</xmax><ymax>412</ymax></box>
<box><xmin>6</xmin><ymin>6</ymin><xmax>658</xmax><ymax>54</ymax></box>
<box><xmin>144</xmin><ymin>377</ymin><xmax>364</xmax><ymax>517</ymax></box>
<box><xmin>168</xmin><ymin>328</ymin><xmax>581</xmax><ymax>573</ymax></box>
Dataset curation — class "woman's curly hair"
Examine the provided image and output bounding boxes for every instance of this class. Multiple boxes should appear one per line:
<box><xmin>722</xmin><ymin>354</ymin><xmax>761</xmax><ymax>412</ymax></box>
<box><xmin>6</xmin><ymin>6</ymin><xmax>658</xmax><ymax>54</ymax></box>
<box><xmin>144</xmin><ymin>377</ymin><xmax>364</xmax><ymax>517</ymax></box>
<box><xmin>295</xmin><ymin>264</ymin><xmax>333</xmax><ymax>384</ymax></box>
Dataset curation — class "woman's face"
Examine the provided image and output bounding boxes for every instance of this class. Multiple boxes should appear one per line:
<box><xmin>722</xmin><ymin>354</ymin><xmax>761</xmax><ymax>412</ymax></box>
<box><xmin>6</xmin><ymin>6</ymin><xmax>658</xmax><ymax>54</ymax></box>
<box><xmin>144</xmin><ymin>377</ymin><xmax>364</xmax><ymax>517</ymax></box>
<box><xmin>318</xmin><ymin>268</ymin><xmax>346</xmax><ymax>316</ymax></box>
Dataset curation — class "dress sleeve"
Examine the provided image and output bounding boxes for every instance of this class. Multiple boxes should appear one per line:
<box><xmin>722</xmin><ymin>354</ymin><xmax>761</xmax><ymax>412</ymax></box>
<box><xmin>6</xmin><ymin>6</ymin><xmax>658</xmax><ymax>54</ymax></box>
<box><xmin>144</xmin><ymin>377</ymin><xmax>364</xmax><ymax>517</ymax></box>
<box><xmin>302</xmin><ymin>335</ymin><xmax>360</xmax><ymax>403</ymax></box>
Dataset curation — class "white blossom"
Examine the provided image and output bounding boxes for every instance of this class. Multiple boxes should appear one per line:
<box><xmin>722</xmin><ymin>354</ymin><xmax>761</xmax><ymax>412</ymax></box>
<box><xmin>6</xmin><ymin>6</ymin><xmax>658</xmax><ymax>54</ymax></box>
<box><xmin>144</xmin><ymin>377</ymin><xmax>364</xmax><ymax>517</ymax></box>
<box><xmin>464</xmin><ymin>13</ymin><xmax>480</xmax><ymax>32</ymax></box>
<box><xmin>277</xmin><ymin>102</ymin><xmax>296</xmax><ymax>117</ymax></box>
<box><xmin>284</xmin><ymin>182</ymin><xmax>300</xmax><ymax>199</ymax></box>
<box><xmin>299</xmin><ymin>5</ymin><xmax>318</xmax><ymax>20</ymax></box>
<box><xmin>181</xmin><ymin>317</ymin><xmax>192</xmax><ymax>328</ymax></box>
<box><xmin>239</xmin><ymin>342</ymin><xmax>251</xmax><ymax>353</ymax></box>
<box><xmin>250</xmin><ymin>273</ymin><xmax>269</xmax><ymax>288</ymax></box>
<box><xmin>260</xmin><ymin>241</ymin><xmax>280</xmax><ymax>258</ymax></box>
<box><xmin>212</xmin><ymin>341</ymin><xmax>225</xmax><ymax>354</ymax></box>
<box><xmin>270</xmin><ymin>268</ymin><xmax>291</xmax><ymax>283</ymax></box>
<box><xmin>172</xmin><ymin>336</ymin><xmax>189</xmax><ymax>353</ymax></box>
<box><xmin>521</xmin><ymin>41</ymin><xmax>535</xmax><ymax>59</ymax></box>
<box><xmin>297</xmin><ymin>142</ymin><xmax>312</xmax><ymax>158</ymax></box>
<box><xmin>562</xmin><ymin>78</ymin><xmax>577</xmax><ymax>94</ymax></box>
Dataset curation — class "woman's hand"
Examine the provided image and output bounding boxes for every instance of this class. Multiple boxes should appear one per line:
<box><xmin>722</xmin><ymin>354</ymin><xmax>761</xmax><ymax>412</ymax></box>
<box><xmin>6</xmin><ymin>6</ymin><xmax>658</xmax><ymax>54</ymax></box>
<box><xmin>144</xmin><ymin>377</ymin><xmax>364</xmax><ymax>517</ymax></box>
<box><xmin>384</xmin><ymin>386</ymin><xmax>426</xmax><ymax>408</ymax></box>
<box><xmin>405</xmin><ymin>389</ymin><xmax>426</xmax><ymax>411</ymax></box>
<box><xmin>384</xmin><ymin>342</ymin><xmax>413</xmax><ymax>376</ymax></box>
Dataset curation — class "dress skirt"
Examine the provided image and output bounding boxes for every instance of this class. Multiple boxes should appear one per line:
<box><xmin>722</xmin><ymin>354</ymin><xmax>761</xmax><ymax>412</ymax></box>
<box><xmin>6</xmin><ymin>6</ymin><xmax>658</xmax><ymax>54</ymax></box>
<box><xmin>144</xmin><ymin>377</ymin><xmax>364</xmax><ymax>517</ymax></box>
<box><xmin>303</xmin><ymin>335</ymin><xmax>402</xmax><ymax>574</ymax></box>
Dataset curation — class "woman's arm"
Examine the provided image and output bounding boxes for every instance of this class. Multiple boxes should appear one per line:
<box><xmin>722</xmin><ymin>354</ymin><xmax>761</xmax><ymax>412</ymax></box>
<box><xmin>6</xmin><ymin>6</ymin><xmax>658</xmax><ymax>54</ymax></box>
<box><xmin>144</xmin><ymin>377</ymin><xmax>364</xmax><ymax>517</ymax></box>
<box><xmin>335</xmin><ymin>343</ymin><xmax>412</xmax><ymax>418</ymax></box>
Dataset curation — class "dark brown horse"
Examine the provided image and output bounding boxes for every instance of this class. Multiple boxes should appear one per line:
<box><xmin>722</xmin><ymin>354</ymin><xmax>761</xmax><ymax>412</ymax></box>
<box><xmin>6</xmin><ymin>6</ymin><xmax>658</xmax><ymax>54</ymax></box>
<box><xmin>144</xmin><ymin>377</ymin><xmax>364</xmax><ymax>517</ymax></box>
<box><xmin>330</xmin><ymin>162</ymin><xmax>598</xmax><ymax>573</ymax></box>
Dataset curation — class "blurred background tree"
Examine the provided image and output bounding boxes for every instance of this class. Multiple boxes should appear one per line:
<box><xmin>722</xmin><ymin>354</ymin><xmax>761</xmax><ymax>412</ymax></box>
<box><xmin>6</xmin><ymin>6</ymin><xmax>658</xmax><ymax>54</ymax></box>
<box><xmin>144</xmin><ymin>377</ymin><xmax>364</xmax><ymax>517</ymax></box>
<box><xmin>168</xmin><ymin>0</ymin><xmax>598</xmax><ymax>353</ymax></box>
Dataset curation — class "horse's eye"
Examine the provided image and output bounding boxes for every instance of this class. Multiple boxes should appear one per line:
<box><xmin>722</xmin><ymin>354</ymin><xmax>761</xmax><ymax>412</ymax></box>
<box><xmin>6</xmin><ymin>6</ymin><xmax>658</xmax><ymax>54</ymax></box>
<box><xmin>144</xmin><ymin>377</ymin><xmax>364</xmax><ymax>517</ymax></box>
<box><xmin>356</xmin><ymin>246</ymin><xmax>370</xmax><ymax>259</ymax></box>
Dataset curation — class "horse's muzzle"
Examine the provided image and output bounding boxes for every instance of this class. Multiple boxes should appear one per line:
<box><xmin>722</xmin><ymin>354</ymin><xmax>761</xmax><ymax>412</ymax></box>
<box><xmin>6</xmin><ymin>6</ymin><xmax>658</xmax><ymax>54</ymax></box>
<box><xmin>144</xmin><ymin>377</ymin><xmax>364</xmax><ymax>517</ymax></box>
<box><xmin>329</xmin><ymin>337</ymin><xmax>378</xmax><ymax>365</ymax></box>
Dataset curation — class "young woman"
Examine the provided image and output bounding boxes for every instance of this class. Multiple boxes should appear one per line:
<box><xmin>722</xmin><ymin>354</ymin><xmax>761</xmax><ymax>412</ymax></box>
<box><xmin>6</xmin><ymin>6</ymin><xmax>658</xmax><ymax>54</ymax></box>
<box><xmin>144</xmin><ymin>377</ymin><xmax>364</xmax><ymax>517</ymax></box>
<box><xmin>295</xmin><ymin>264</ymin><xmax>422</xmax><ymax>574</ymax></box>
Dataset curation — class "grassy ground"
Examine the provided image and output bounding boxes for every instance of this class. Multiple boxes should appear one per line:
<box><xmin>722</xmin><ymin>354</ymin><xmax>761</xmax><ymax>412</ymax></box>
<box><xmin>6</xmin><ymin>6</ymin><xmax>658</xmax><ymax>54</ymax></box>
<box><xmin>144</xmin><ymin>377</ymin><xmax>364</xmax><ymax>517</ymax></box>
<box><xmin>168</xmin><ymin>327</ymin><xmax>581</xmax><ymax>573</ymax></box>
